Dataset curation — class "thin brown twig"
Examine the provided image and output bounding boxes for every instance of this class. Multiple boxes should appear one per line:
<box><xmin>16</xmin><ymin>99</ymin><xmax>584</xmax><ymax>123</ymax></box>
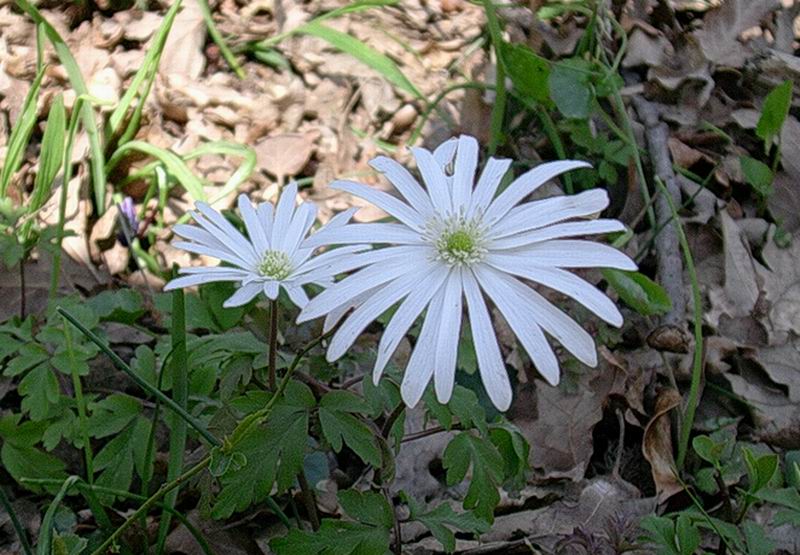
<box><xmin>296</xmin><ymin>469</ymin><xmax>320</xmax><ymax>531</ymax></box>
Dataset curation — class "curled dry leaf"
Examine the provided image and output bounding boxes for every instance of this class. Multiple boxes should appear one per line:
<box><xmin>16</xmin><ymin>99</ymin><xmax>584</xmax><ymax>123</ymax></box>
<box><xmin>254</xmin><ymin>133</ymin><xmax>315</xmax><ymax>179</ymax></box>
<box><xmin>642</xmin><ymin>388</ymin><xmax>683</xmax><ymax>502</ymax></box>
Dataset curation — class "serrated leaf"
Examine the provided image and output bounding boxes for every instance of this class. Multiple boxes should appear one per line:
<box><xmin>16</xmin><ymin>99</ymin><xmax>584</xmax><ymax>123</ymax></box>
<box><xmin>756</xmin><ymin>79</ymin><xmax>792</xmax><ymax>148</ymax></box>
<box><xmin>212</xmin><ymin>382</ymin><xmax>314</xmax><ymax>518</ymax></box>
<box><xmin>18</xmin><ymin>363</ymin><xmax>60</xmax><ymax>421</ymax></box>
<box><xmin>319</xmin><ymin>391</ymin><xmax>381</xmax><ymax>467</ymax></box>
<box><xmin>1</xmin><ymin>442</ymin><xmax>66</xmax><ymax>490</ymax></box>
<box><xmin>88</xmin><ymin>393</ymin><xmax>141</xmax><ymax>439</ymax></box>
<box><xmin>270</xmin><ymin>520</ymin><xmax>390</xmax><ymax>555</ymax></box>
<box><xmin>4</xmin><ymin>343</ymin><xmax>48</xmax><ymax>377</ymax></box>
<box><xmin>87</xmin><ymin>289</ymin><xmax>145</xmax><ymax>323</ymax></box>
<box><xmin>338</xmin><ymin>490</ymin><xmax>394</xmax><ymax>529</ymax></box>
<box><xmin>489</xmin><ymin>424</ymin><xmax>529</xmax><ymax>486</ymax></box>
<box><xmin>603</xmin><ymin>269</ymin><xmax>671</xmax><ymax>316</ymax></box>
<box><xmin>442</xmin><ymin>432</ymin><xmax>504</xmax><ymax>522</ymax></box>
<box><xmin>406</xmin><ymin>496</ymin><xmax>489</xmax><ymax>553</ymax></box>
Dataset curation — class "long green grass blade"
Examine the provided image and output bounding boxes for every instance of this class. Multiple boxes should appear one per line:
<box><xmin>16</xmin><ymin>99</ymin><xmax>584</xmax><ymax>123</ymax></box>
<box><xmin>107</xmin><ymin>0</ymin><xmax>182</xmax><ymax>143</ymax></box>
<box><xmin>0</xmin><ymin>486</ymin><xmax>33</xmax><ymax>555</ymax></box>
<box><xmin>197</xmin><ymin>0</ymin><xmax>245</xmax><ymax>78</ymax></box>
<box><xmin>297</xmin><ymin>20</ymin><xmax>422</xmax><ymax>100</ymax></box>
<box><xmin>36</xmin><ymin>476</ymin><xmax>80</xmax><ymax>555</ymax></box>
<box><xmin>21</xmin><ymin>94</ymin><xmax>66</xmax><ymax>241</ymax></box>
<box><xmin>0</xmin><ymin>66</ymin><xmax>45</xmax><ymax>198</ymax></box>
<box><xmin>57</xmin><ymin>306</ymin><xmax>221</xmax><ymax>447</ymax></box>
<box><xmin>106</xmin><ymin>141</ymin><xmax>207</xmax><ymax>202</ymax></box>
<box><xmin>156</xmin><ymin>286</ymin><xmax>188</xmax><ymax>554</ymax></box>
<box><xmin>16</xmin><ymin>0</ymin><xmax>108</xmax><ymax>214</ymax></box>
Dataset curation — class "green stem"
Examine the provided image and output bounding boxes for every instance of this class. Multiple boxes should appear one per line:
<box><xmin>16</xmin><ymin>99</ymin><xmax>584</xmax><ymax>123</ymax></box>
<box><xmin>483</xmin><ymin>0</ymin><xmax>506</xmax><ymax>155</ymax></box>
<box><xmin>0</xmin><ymin>486</ymin><xmax>33</xmax><ymax>555</ymax></box>
<box><xmin>409</xmin><ymin>82</ymin><xmax>493</xmax><ymax>145</ymax></box>
<box><xmin>57</xmin><ymin>307</ymin><xmax>221</xmax><ymax>447</ymax></box>
<box><xmin>62</xmin><ymin>316</ymin><xmax>94</xmax><ymax>483</ymax></box>
<box><xmin>197</xmin><ymin>0</ymin><xmax>245</xmax><ymax>78</ymax></box>
<box><xmin>534</xmin><ymin>105</ymin><xmax>573</xmax><ymax>194</ymax></box>
<box><xmin>269</xmin><ymin>299</ymin><xmax>279</xmax><ymax>390</ymax></box>
<box><xmin>655</xmin><ymin>177</ymin><xmax>703</xmax><ymax>470</ymax></box>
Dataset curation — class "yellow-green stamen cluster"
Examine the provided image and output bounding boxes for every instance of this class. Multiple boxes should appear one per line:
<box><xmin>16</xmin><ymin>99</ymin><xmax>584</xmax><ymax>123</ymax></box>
<box><xmin>431</xmin><ymin>215</ymin><xmax>486</xmax><ymax>267</ymax></box>
<box><xmin>258</xmin><ymin>250</ymin><xmax>293</xmax><ymax>280</ymax></box>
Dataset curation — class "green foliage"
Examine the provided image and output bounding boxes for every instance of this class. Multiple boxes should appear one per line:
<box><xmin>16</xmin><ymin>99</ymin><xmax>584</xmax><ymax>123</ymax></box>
<box><xmin>640</xmin><ymin>514</ymin><xmax>700</xmax><ymax>555</ymax></box>
<box><xmin>319</xmin><ymin>390</ymin><xmax>382</xmax><ymax>467</ymax></box>
<box><xmin>500</xmin><ymin>41</ymin><xmax>550</xmax><ymax>104</ymax></box>
<box><xmin>442</xmin><ymin>432</ymin><xmax>504</xmax><ymax>522</ymax></box>
<box><xmin>211</xmin><ymin>382</ymin><xmax>314</xmax><ymax>518</ymax></box>
<box><xmin>405</xmin><ymin>494</ymin><xmax>488</xmax><ymax>553</ymax></box>
<box><xmin>756</xmin><ymin>80</ymin><xmax>793</xmax><ymax>150</ymax></box>
<box><xmin>549</xmin><ymin>58</ymin><xmax>594</xmax><ymax>119</ymax></box>
<box><xmin>740</xmin><ymin>155</ymin><xmax>774</xmax><ymax>198</ymax></box>
<box><xmin>603</xmin><ymin>269</ymin><xmax>672</xmax><ymax>316</ymax></box>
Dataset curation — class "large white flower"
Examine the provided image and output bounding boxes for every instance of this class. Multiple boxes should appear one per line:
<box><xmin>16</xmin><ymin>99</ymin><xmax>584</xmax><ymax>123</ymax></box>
<box><xmin>164</xmin><ymin>183</ymin><xmax>361</xmax><ymax>309</ymax></box>
<box><xmin>298</xmin><ymin>135</ymin><xmax>636</xmax><ymax>411</ymax></box>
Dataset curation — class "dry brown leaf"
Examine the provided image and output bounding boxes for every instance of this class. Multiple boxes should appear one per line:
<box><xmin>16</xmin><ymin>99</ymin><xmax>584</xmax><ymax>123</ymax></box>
<box><xmin>159</xmin><ymin>0</ymin><xmax>206</xmax><ymax>80</ymax></box>
<box><xmin>694</xmin><ymin>0</ymin><xmax>778</xmax><ymax>67</ymax></box>
<box><xmin>623</xmin><ymin>28</ymin><xmax>672</xmax><ymax>68</ymax></box>
<box><xmin>756</xmin><ymin>228</ymin><xmax>800</xmax><ymax>343</ymax></box>
<box><xmin>255</xmin><ymin>133</ymin><xmax>315</xmax><ymax>179</ymax></box>
<box><xmin>642</xmin><ymin>388</ymin><xmax>683</xmax><ymax>502</ymax></box>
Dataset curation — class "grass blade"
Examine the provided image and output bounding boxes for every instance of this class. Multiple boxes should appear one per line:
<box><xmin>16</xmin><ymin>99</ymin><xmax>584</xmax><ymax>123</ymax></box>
<box><xmin>16</xmin><ymin>0</ymin><xmax>108</xmax><ymax>214</ymax></box>
<box><xmin>21</xmin><ymin>94</ymin><xmax>66</xmax><ymax>242</ymax></box>
<box><xmin>296</xmin><ymin>20</ymin><xmax>422</xmax><ymax>100</ymax></box>
<box><xmin>107</xmin><ymin>0</ymin><xmax>182</xmax><ymax>143</ymax></box>
<box><xmin>0</xmin><ymin>486</ymin><xmax>33</xmax><ymax>555</ymax></box>
<box><xmin>36</xmin><ymin>475</ymin><xmax>80</xmax><ymax>555</ymax></box>
<box><xmin>197</xmin><ymin>0</ymin><xmax>245</xmax><ymax>78</ymax></box>
<box><xmin>0</xmin><ymin>66</ymin><xmax>45</xmax><ymax>198</ymax></box>
<box><xmin>106</xmin><ymin>141</ymin><xmax>207</xmax><ymax>202</ymax></box>
<box><xmin>57</xmin><ymin>306</ymin><xmax>221</xmax><ymax>447</ymax></box>
<box><xmin>156</xmin><ymin>286</ymin><xmax>189</xmax><ymax>554</ymax></box>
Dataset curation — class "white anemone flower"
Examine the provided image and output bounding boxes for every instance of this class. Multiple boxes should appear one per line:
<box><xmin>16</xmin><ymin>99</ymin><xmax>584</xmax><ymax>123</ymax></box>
<box><xmin>164</xmin><ymin>182</ymin><xmax>360</xmax><ymax>309</ymax></box>
<box><xmin>298</xmin><ymin>135</ymin><xmax>637</xmax><ymax>411</ymax></box>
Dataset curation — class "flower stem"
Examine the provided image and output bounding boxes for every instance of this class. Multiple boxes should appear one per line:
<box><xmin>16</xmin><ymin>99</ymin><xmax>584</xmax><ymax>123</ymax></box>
<box><xmin>268</xmin><ymin>298</ymin><xmax>279</xmax><ymax>390</ymax></box>
<box><xmin>296</xmin><ymin>469</ymin><xmax>320</xmax><ymax>531</ymax></box>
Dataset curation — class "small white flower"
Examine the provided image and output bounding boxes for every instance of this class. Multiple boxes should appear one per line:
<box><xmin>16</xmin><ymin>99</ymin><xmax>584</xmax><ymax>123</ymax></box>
<box><xmin>164</xmin><ymin>183</ymin><xmax>361</xmax><ymax>309</ymax></box>
<box><xmin>298</xmin><ymin>135</ymin><xmax>637</xmax><ymax>411</ymax></box>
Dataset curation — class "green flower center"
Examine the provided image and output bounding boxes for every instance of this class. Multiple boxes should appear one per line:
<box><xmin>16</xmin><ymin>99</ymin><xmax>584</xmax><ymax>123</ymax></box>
<box><xmin>432</xmin><ymin>216</ymin><xmax>486</xmax><ymax>267</ymax></box>
<box><xmin>258</xmin><ymin>250</ymin><xmax>293</xmax><ymax>280</ymax></box>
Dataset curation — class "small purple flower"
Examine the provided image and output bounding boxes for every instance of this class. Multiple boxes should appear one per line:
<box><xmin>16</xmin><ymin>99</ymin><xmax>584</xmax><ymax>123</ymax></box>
<box><xmin>117</xmin><ymin>197</ymin><xmax>139</xmax><ymax>245</ymax></box>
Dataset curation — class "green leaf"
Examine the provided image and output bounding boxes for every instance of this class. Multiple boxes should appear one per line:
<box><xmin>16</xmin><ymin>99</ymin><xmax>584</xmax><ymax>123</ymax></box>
<box><xmin>603</xmin><ymin>269</ymin><xmax>671</xmax><ymax>316</ymax></box>
<box><xmin>674</xmin><ymin>514</ymin><xmax>700</xmax><ymax>555</ymax></box>
<box><xmin>489</xmin><ymin>424</ymin><xmax>529</xmax><ymax>486</ymax></box>
<box><xmin>692</xmin><ymin>434</ymin><xmax>724</xmax><ymax>467</ymax></box>
<box><xmin>87</xmin><ymin>394</ymin><xmax>141</xmax><ymax>439</ymax></box>
<box><xmin>18</xmin><ymin>363</ymin><xmax>60</xmax><ymax>421</ymax></box>
<box><xmin>87</xmin><ymin>289</ymin><xmax>145</xmax><ymax>323</ymax></box>
<box><xmin>295</xmin><ymin>21</ymin><xmax>422</xmax><ymax>100</ymax></box>
<box><xmin>740</xmin><ymin>155</ymin><xmax>773</xmax><ymax>197</ymax></box>
<box><xmin>4</xmin><ymin>343</ymin><xmax>48</xmax><ymax>377</ymax></box>
<box><xmin>405</xmin><ymin>495</ymin><xmax>489</xmax><ymax>553</ymax></box>
<box><xmin>1</xmin><ymin>443</ymin><xmax>66</xmax><ymax>489</ymax></box>
<box><xmin>319</xmin><ymin>390</ymin><xmax>381</xmax><ymax>467</ymax></box>
<box><xmin>743</xmin><ymin>521</ymin><xmax>775</xmax><ymax>555</ymax></box>
<box><xmin>212</xmin><ymin>382</ymin><xmax>314</xmax><ymax>518</ymax></box>
<box><xmin>743</xmin><ymin>448</ymin><xmax>778</xmax><ymax>494</ymax></box>
<box><xmin>338</xmin><ymin>490</ymin><xmax>394</xmax><ymax>529</ymax></box>
<box><xmin>499</xmin><ymin>41</ymin><xmax>550</xmax><ymax>104</ymax></box>
<box><xmin>756</xmin><ymin>79</ymin><xmax>792</xmax><ymax>148</ymax></box>
<box><xmin>442</xmin><ymin>432</ymin><xmax>504</xmax><ymax>522</ymax></box>
<box><xmin>271</xmin><ymin>520</ymin><xmax>390</xmax><ymax>555</ymax></box>
<box><xmin>548</xmin><ymin>58</ymin><xmax>593</xmax><ymax>119</ymax></box>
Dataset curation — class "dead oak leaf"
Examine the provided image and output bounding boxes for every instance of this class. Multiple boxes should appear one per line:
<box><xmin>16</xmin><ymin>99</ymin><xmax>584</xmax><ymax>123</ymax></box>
<box><xmin>694</xmin><ymin>0</ymin><xmax>779</xmax><ymax>68</ymax></box>
<box><xmin>642</xmin><ymin>388</ymin><xmax>683</xmax><ymax>502</ymax></box>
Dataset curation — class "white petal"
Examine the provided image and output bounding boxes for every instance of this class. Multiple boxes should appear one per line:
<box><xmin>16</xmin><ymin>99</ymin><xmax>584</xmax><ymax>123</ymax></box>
<box><xmin>472</xmin><ymin>264</ymin><xmax>560</xmax><ymax>385</ymax></box>
<box><xmin>257</xmin><ymin>202</ymin><xmax>274</xmax><ymax>248</ymax></box>
<box><xmin>331</xmin><ymin>180</ymin><xmax>426</xmax><ymax>231</ymax></box>
<box><xmin>194</xmin><ymin>203</ymin><xmax>258</xmax><ymax>263</ymax></box>
<box><xmin>370</xmin><ymin>156</ymin><xmax>434</xmax><ymax>217</ymax></box>
<box><xmin>485</xmin><ymin>255</ymin><xmax>623</xmax><ymax>326</ymax></box>
<box><xmin>300</xmin><ymin>208</ymin><xmax>358</xmax><ymax>250</ymax></box>
<box><xmin>322</xmin><ymin>286</ymin><xmax>381</xmax><ymax>333</ymax></box>
<box><xmin>462</xmin><ymin>270</ymin><xmax>512</xmax><ymax>411</ymax></box>
<box><xmin>483</xmin><ymin>160</ymin><xmax>591</xmax><ymax>226</ymax></box>
<box><xmin>451</xmin><ymin>136</ymin><xmax>479</xmax><ymax>213</ymax></box>
<box><xmin>298</xmin><ymin>257</ymin><xmax>419</xmax><ymax>322</ymax></box>
<box><xmin>263</xmin><ymin>281</ymin><xmax>280</xmax><ymax>300</ymax></box>
<box><xmin>432</xmin><ymin>137</ymin><xmax>458</xmax><ymax>169</ymax></box>
<box><xmin>327</xmin><ymin>267</ymin><xmax>431</xmax><ymax>361</ymax></box>
<box><xmin>272</xmin><ymin>181</ymin><xmax>298</xmax><ymax>248</ymax></box>
<box><xmin>238</xmin><ymin>195</ymin><xmax>269</xmax><ymax>255</ymax></box>
<box><xmin>297</xmin><ymin>245</ymin><xmax>427</xmax><ymax>286</ymax></box>
<box><xmin>512</xmin><ymin>240</ymin><xmax>637</xmax><ymax>270</ymax></box>
<box><xmin>303</xmin><ymin>223</ymin><xmax>424</xmax><ymax>248</ymax></box>
<box><xmin>372</xmin><ymin>264</ymin><xmax>449</xmax><ymax>383</ymax></box>
<box><xmin>467</xmin><ymin>157</ymin><xmax>512</xmax><ymax>219</ymax></box>
<box><xmin>400</xmin><ymin>288</ymin><xmax>445</xmax><ymax>408</ymax></box>
<box><xmin>281</xmin><ymin>201</ymin><xmax>317</xmax><ymax>254</ymax></box>
<box><xmin>293</xmin><ymin>245</ymin><xmax>368</xmax><ymax>277</ymax></box>
<box><xmin>223</xmin><ymin>282</ymin><xmax>262</xmax><ymax>307</ymax></box>
<box><xmin>434</xmin><ymin>269</ymin><xmax>463</xmax><ymax>404</ymax></box>
<box><xmin>285</xmin><ymin>285</ymin><xmax>310</xmax><ymax>309</ymax></box>
<box><xmin>173</xmin><ymin>241</ymin><xmax>251</xmax><ymax>270</ymax></box>
<box><xmin>477</xmin><ymin>265</ymin><xmax>597</xmax><ymax>367</ymax></box>
<box><xmin>489</xmin><ymin>219</ymin><xmax>625</xmax><ymax>250</ymax></box>
<box><xmin>412</xmin><ymin>146</ymin><xmax>451</xmax><ymax>216</ymax></box>
<box><xmin>489</xmin><ymin>189</ymin><xmax>609</xmax><ymax>239</ymax></box>
<box><xmin>163</xmin><ymin>270</ymin><xmax>249</xmax><ymax>290</ymax></box>
<box><xmin>174</xmin><ymin>224</ymin><xmax>230</xmax><ymax>254</ymax></box>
